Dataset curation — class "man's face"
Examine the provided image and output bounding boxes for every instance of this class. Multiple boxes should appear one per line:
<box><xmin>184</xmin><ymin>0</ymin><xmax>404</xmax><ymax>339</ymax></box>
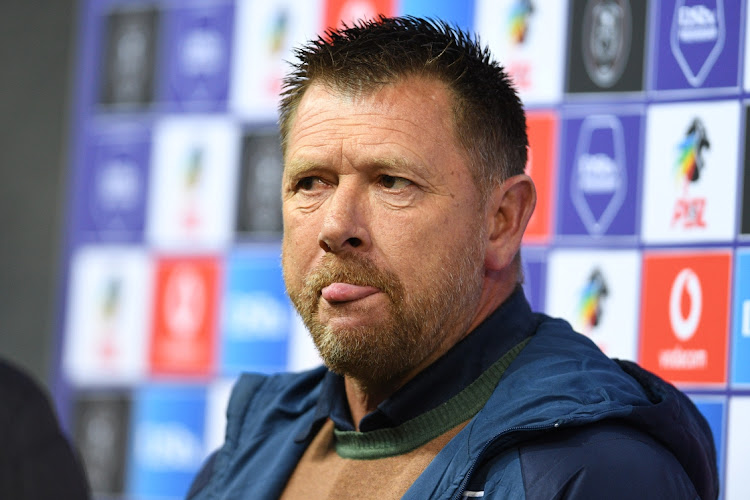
<box><xmin>281</xmin><ymin>77</ymin><xmax>488</xmax><ymax>386</ymax></box>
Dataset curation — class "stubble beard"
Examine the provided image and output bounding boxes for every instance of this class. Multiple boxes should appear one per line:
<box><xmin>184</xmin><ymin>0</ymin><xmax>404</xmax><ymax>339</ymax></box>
<box><xmin>284</xmin><ymin>240</ymin><xmax>485</xmax><ymax>390</ymax></box>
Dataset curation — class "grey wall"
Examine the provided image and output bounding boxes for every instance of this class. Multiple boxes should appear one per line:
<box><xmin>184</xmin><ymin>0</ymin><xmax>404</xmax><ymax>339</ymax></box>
<box><xmin>0</xmin><ymin>1</ymin><xmax>76</xmax><ymax>390</ymax></box>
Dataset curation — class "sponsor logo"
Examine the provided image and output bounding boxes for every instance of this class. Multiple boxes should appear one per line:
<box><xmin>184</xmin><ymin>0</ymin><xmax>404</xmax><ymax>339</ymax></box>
<box><xmin>74</xmin><ymin>396</ymin><xmax>131</xmax><ymax>494</ymax></box>
<box><xmin>337</xmin><ymin>0</ymin><xmax>378</xmax><ymax>26</ymax></box>
<box><xmin>671</xmin><ymin>118</ymin><xmax>709</xmax><ymax>228</ymax></box>
<box><xmin>639</xmin><ymin>252</ymin><xmax>730</xmax><ymax>384</ymax></box>
<box><xmin>96</xmin><ymin>158</ymin><xmax>140</xmax><ymax>212</ymax></box>
<box><xmin>731</xmin><ymin>252</ymin><xmax>750</xmax><ymax>384</ymax></box>
<box><xmin>134</xmin><ymin>422</ymin><xmax>204</xmax><ymax>471</ymax></box>
<box><xmin>577</xmin><ymin>268</ymin><xmax>608</xmax><ymax>334</ymax></box>
<box><xmin>743</xmin><ymin>300</ymin><xmax>750</xmax><ymax>337</ymax></box>
<box><xmin>180</xmin><ymin>146</ymin><xmax>204</xmax><ymax>231</ymax></box>
<box><xmin>262</xmin><ymin>7</ymin><xmax>290</xmax><ymax>96</ymax></box>
<box><xmin>670</xmin><ymin>0</ymin><xmax>725</xmax><ymax>87</ymax></box>
<box><xmin>226</xmin><ymin>292</ymin><xmax>288</xmax><ymax>340</ymax></box>
<box><xmin>505</xmin><ymin>0</ymin><xmax>535</xmax><ymax>89</ymax></box>
<box><xmin>96</xmin><ymin>277</ymin><xmax>122</xmax><ymax>362</ymax></box>
<box><xmin>659</xmin><ymin>268</ymin><xmax>707</xmax><ymax>370</ymax></box>
<box><xmin>508</xmin><ymin>0</ymin><xmax>534</xmax><ymax>45</ymax></box>
<box><xmin>669</xmin><ymin>268</ymin><xmax>702</xmax><ymax>341</ymax></box>
<box><xmin>571</xmin><ymin>115</ymin><xmax>627</xmax><ymax>236</ymax></box>
<box><xmin>268</xmin><ymin>8</ymin><xmax>289</xmax><ymax>56</ymax></box>
<box><xmin>523</xmin><ymin>112</ymin><xmax>556</xmax><ymax>243</ymax></box>
<box><xmin>180</xmin><ymin>24</ymin><xmax>224</xmax><ymax>77</ymax></box>
<box><xmin>164</xmin><ymin>265</ymin><xmax>206</xmax><ymax>340</ymax></box>
<box><xmin>582</xmin><ymin>0</ymin><xmax>631</xmax><ymax>88</ymax></box>
<box><xmin>112</xmin><ymin>19</ymin><xmax>150</xmax><ymax>102</ymax></box>
<box><xmin>150</xmin><ymin>257</ymin><xmax>218</xmax><ymax>375</ymax></box>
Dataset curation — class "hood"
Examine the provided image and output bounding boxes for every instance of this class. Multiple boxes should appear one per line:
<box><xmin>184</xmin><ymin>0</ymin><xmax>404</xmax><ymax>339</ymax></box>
<box><xmin>614</xmin><ymin>359</ymin><xmax>719</xmax><ymax>500</ymax></box>
<box><xmin>407</xmin><ymin>317</ymin><xmax>719</xmax><ymax>500</ymax></box>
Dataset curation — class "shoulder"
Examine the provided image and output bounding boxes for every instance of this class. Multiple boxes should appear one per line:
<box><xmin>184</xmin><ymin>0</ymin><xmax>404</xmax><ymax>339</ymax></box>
<box><xmin>0</xmin><ymin>360</ymin><xmax>60</xmax><ymax>451</ymax></box>
<box><xmin>512</xmin><ymin>422</ymin><xmax>699</xmax><ymax>499</ymax></box>
<box><xmin>0</xmin><ymin>359</ymin><xmax>91</xmax><ymax>499</ymax></box>
<box><xmin>188</xmin><ymin>366</ymin><xmax>328</xmax><ymax>499</ymax></box>
<box><xmin>226</xmin><ymin>366</ymin><xmax>327</xmax><ymax>431</ymax></box>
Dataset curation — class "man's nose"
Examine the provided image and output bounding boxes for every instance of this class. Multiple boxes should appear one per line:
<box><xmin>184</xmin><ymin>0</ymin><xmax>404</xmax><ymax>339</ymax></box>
<box><xmin>318</xmin><ymin>183</ymin><xmax>371</xmax><ymax>253</ymax></box>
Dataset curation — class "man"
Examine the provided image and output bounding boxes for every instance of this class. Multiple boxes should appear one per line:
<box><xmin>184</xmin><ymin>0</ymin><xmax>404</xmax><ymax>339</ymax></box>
<box><xmin>0</xmin><ymin>359</ymin><xmax>90</xmax><ymax>499</ymax></box>
<box><xmin>189</xmin><ymin>16</ymin><xmax>717</xmax><ymax>499</ymax></box>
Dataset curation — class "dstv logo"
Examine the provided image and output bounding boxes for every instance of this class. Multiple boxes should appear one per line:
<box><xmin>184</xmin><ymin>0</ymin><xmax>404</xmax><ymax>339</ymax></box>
<box><xmin>135</xmin><ymin>422</ymin><xmax>204</xmax><ymax>471</ymax></box>
<box><xmin>670</xmin><ymin>0</ymin><xmax>725</xmax><ymax>87</ymax></box>
<box><xmin>677</xmin><ymin>4</ymin><xmax>718</xmax><ymax>42</ymax></box>
<box><xmin>227</xmin><ymin>291</ymin><xmax>288</xmax><ymax>340</ymax></box>
<box><xmin>577</xmin><ymin>153</ymin><xmax>619</xmax><ymax>192</ymax></box>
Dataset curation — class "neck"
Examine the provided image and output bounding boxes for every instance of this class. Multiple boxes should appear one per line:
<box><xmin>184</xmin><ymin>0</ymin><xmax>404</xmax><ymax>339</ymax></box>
<box><xmin>342</xmin><ymin>272</ymin><xmax>518</xmax><ymax>431</ymax></box>
<box><xmin>344</xmin><ymin>376</ymin><xmax>396</xmax><ymax>430</ymax></box>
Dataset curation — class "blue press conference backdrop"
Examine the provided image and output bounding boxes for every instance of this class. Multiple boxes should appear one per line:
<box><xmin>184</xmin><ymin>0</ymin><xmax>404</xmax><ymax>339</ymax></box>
<box><xmin>57</xmin><ymin>1</ymin><xmax>750</xmax><ymax>498</ymax></box>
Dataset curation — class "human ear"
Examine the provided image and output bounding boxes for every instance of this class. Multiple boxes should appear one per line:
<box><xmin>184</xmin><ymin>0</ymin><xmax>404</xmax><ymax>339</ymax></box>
<box><xmin>484</xmin><ymin>174</ymin><xmax>536</xmax><ymax>271</ymax></box>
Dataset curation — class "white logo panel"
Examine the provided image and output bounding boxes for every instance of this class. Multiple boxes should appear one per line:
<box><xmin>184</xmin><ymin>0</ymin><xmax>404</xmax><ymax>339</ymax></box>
<box><xmin>146</xmin><ymin>116</ymin><xmax>240</xmax><ymax>250</ymax></box>
<box><xmin>63</xmin><ymin>246</ymin><xmax>152</xmax><ymax>385</ymax></box>
<box><xmin>641</xmin><ymin>100</ymin><xmax>739</xmax><ymax>244</ymax></box>
<box><xmin>726</xmin><ymin>397</ymin><xmax>750</xmax><ymax>499</ymax></box>
<box><xmin>230</xmin><ymin>0</ymin><xmax>323</xmax><ymax>119</ymax></box>
<box><xmin>546</xmin><ymin>249</ymin><xmax>641</xmax><ymax>361</ymax></box>
<box><xmin>475</xmin><ymin>0</ymin><xmax>567</xmax><ymax>105</ymax></box>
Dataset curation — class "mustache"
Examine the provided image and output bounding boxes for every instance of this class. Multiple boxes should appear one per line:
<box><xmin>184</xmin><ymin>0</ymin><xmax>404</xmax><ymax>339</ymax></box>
<box><xmin>304</xmin><ymin>253</ymin><xmax>402</xmax><ymax>298</ymax></box>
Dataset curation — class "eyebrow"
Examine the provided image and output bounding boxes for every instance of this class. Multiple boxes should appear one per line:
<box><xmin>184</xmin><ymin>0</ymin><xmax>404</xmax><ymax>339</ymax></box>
<box><xmin>283</xmin><ymin>158</ymin><xmax>321</xmax><ymax>178</ymax></box>
<box><xmin>284</xmin><ymin>155</ymin><xmax>432</xmax><ymax>180</ymax></box>
<box><xmin>371</xmin><ymin>156</ymin><xmax>432</xmax><ymax>180</ymax></box>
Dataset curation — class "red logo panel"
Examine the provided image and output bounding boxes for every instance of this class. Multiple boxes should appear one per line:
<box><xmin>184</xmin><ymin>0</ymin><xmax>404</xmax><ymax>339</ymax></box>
<box><xmin>523</xmin><ymin>110</ymin><xmax>558</xmax><ymax>244</ymax></box>
<box><xmin>149</xmin><ymin>256</ymin><xmax>221</xmax><ymax>376</ymax></box>
<box><xmin>323</xmin><ymin>0</ymin><xmax>395</xmax><ymax>31</ymax></box>
<box><xmin>639</xmin><ymin>251</ymin><xmax>731</xmax><ymax>386</ymax></box>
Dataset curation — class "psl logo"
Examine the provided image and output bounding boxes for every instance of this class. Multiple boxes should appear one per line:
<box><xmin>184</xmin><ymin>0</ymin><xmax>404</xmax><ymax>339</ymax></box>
<box><xmin>181</xmin><ymin>145</ymin><xmax>204</xmax><ymax>231</ymax></box>
<box><xmin>508</xmin><ymin>0</ymin><xmax>534</xmax><ymax>45</ymax></box>
<box><xmin>582</xmin><ymin>0</ymin><xmax>631</xmax><ymax>88</ymax></box>
<box><xmin>263</xmin><ymin>7</ymin><xmax>291</xmax><ymax>97</ymax></box>
<box><xmin>671</xmin><ymin>118</ymin><xmax>709</xmax><ymax>228</ymax></box>
<box><xmin>505</xmin><ymin>0</ymin><xmax>535</xmax><ymax>90</ymax></box>
<box><xmin>670</xmin><ymin>0</ymin><xmax>725</xmax><ymax>87</ymax></box>
<box><xmin>577</xmin><ymin>268</ymin><xmax>608</xmax><ymax>333</ymax></box>
<box><xmin>571</xmin><ymin>115</ymin><xmax>627</xmax><ymax>236</ymax></box>
<box><xmin>97</xmin><ymin>276</ymin><xmax>122</xmax><ymax>361</ymax></box>
<box><xmin>268</xmin><ymin>9</ymin><xmax>289</xmax><ymax>55</ymax></box>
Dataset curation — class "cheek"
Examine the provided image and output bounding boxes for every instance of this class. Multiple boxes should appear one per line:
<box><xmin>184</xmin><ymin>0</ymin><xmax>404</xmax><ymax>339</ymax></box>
<box><xmin>282</xmin><ymin>212</ymin><xmax>321</xmax><ymax>271</ymax></box>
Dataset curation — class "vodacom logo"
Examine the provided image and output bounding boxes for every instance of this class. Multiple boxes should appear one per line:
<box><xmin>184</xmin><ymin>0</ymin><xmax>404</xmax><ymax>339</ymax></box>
<box><xmin>339</xmin><ymin>1</ymin><xmax>377</xmax><ymax>24</ymax></box>
<box><xmin>164</xmin><ymin>265</ymin><xmax>205</xmax><ymax>339</ymax></box>
<box><xmin>669</xmin><ymin>267</ymin><xmax>702</xmax><ymax>341</ymax></box>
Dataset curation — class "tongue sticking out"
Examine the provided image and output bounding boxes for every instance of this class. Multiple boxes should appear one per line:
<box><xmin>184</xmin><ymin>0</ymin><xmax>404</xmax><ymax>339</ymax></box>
<box><xmin>321</xmin><ymin>283</ymin><xmax>380</xmax><ymax>303</ymax></box>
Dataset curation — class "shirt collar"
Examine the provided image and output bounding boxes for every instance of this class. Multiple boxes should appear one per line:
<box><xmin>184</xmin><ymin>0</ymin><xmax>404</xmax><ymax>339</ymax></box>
<box><xmin>296</xmin><ymin>286</ymin><xmax>537</xmax><ymax>440</ymax></box>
